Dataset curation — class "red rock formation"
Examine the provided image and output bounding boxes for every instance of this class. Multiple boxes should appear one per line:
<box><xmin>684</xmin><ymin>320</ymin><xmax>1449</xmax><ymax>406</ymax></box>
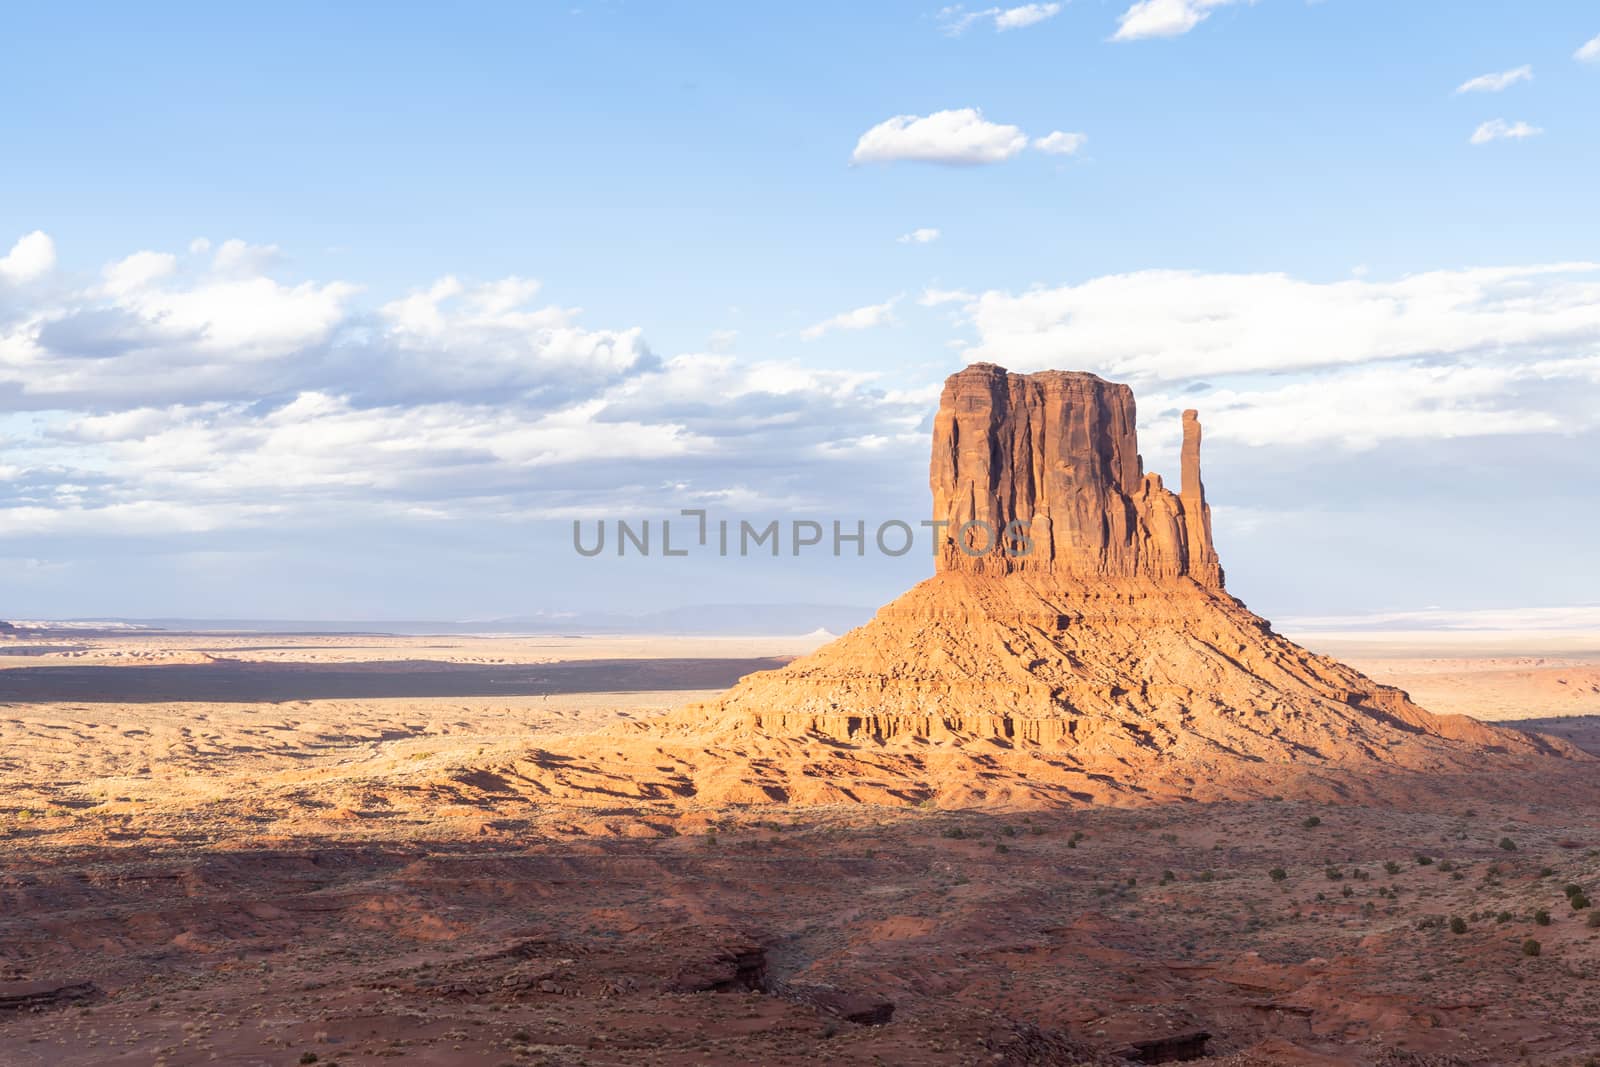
<box><xmin>530</xmin><ymin>363</ymin><xmax>1586</xmax><ymax>809</ymax></box>
<box><xmin>929</xmin><ymin>364</ymin><xmax>1220</xmax><ymax>587</ymax></box>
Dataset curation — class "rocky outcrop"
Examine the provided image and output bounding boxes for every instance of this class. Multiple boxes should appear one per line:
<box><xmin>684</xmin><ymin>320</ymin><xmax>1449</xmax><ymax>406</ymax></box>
<box><xmin>929</xmin><ymin>363</ymin><xmax>1221</xmax><ymax>587</ymax></box>
<box><xmin>530</xmin><ymin>363</ymin><xmax>1587</xmax><ymax>809</ymax></box>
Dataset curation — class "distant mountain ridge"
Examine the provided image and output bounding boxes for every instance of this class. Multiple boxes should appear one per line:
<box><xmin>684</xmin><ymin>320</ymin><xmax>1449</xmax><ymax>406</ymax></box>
<box><xmin>2</xmin><ymin>603</ymin><xmax>873</xmax><ymax>637</ymax></box>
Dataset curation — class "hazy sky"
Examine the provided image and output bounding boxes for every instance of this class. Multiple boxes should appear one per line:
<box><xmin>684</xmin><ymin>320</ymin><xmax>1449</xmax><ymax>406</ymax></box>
<box><xmin>3</xmin><ymin>1</ymin><xmax>1600</xmax><ymax>624</ymax></box>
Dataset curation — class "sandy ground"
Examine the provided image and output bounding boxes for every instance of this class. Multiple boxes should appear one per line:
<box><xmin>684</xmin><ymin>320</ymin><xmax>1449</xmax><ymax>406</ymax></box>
<box><xmin>1</xmin><ymin>627</ymin><xmax>1598</xmax><ymax>1065</ymax></box>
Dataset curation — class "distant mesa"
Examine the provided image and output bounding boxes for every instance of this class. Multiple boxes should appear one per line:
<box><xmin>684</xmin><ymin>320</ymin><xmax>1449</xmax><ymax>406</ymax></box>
<box><xmin>517</xmin><ymin>364</ymin><xmax>1589</xmax><ymax>808</ymax></box>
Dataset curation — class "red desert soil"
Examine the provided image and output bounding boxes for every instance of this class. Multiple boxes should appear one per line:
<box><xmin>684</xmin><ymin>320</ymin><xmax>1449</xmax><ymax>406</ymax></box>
<box><xmin>3</xmin><ymin>365</ymin><xmax>1599</xmax><ymax>1065</ymax></box>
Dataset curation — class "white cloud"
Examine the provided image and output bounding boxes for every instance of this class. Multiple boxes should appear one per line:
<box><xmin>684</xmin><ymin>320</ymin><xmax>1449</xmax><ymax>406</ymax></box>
<box><xmin>708</xmin><ymin>328</ymin><xmax>739</xmax><ymax>353</ymax></box>
<box><xmin>851</xmin><ymin>108</ymin><xmax>1028</xmax><ymax>165</ymax></box>
<box><xmin>0</xmin><ymin>231</ymin><xmax>57</xmax><ymax>284</ymax></box>
<box><xmin>1032</xmin><ymin>130</ymin><xmax>1087</xmax><ymax>155</ymax></box>
<box><xmin>1470</xmin><ymin>118</ymin><xmax>1543</xmax><ymax>145</ymax></box>
<box><xmin>919</xmin><ymin>287</ymin><xmax>975</xmax><ymax>307</ymax></box>
<box><xmin>1577</xmin><ymin>33</ymin><xmax>1600</xmax><ymax>63</ymax></box>
<box><xmin>937</xmin><ymin>3</ymin><xmax>1062</xmax><ymax>35</ymax></box>
<box><xmin>102</xmin><ymin>250</ymin><xmax>178</xmax><ymax>294</ymax></box>
<box><xmin>1142</xmin><ymin>359</ymin><xmax>1573</xmax><ymax>451</ymax></box>
<box><xmin>1455</xmin><ymin>65</ymin><xmax>1532</xmax><ymax>94</ymax></box>
<box><xmin>945</xmin><ymin>264</ymin><xmax>1600</xmax><ymax>382</ymax></box>
<box><xmin>1112</xmin><ymin>0</ymin><xmax>1246</xmax><ymax>41</ymax></box>
<box><xmin>800</xmin><ymin>299</ymin><xmax>899</xmax><ymax>340</ymax></box>
<box><xmin>212</xmin><ymin>238</ymin><xmax>283</xmax><ymax>276</ymax></box>
<box><xmin>995</xmin><ymin>3</ymin><xmax>1063</xmax><ymax>30</ymax></box>
<box><xmin>898</xmin><ymin>227</ymin><xmax>941</xmax><ymax>244</ymax></box>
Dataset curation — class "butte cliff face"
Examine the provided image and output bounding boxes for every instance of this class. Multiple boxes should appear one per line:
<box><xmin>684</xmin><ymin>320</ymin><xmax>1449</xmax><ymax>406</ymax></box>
<box><xmin>525</xmin><ymin>364</ymin><xmax>1584</xmax><ymax>809</ymax></box>
<box><xmin>930</xmin><ymin>363</ymin><xmax>1221</xmax><ymax>586</ymax></box>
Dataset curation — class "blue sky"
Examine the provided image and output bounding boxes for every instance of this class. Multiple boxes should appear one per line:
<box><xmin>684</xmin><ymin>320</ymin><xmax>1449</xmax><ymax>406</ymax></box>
<box><xmin>3</xmin><ymin>1</ymin><xmax>1600</xmax><ymax>626</ymax></box>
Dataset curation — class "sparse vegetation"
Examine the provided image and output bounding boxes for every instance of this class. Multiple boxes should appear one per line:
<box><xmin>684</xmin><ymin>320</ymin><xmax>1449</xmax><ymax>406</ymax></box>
<box><xmin>1449</xmin><ymin>916</ymin><xmax>1467</xmax><ymax>934</ymax></box>
<box><xmin>1269</xmin><ymin>867</ymin><xmax>1287</xmax><ymax>882</ymax></box>
<box><xmin>1534</xmin><ymin>909</ymin><xmax>1551</xmax><ymax>926</ymax></box>
<box><xmin>1498</xmin><ymin>837</ymin><xmax>1517</xmax><ymax>852</ymax></box>
<box><xmin>1384</xmin><ymin>860</ymin><xmax>1401</xmax><ymax>875</ymax></box>
<box><xmin>1301</xmin><ymin>815</ymin><xmax>1321</xmax><ymax>829</ymax></box>
<box><xmin>1522</xmin><ymin>939</ymin><xmax>1541</xmax><ymax>957</ymax></box>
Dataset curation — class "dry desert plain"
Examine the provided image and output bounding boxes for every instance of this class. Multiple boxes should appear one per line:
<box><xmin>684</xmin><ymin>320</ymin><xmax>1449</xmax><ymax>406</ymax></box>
<box><xmin>1</xmin><ymin>627</ymin><xmax>1599</xmax><ymax>1066</ymax></box>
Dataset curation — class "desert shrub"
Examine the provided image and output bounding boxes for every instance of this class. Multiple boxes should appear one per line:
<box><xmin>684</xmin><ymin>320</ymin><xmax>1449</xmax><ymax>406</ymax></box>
<box><xmin>941</xmin><ymin>827</ymin><xmax>966</xmax><ymax>839</ymax></box>
<box><xmin>1539</xmin><ymin>866</ymin><xmax>1556</xmax><ymax>877</ymax></box>
<box><xmin>1160</xmin><ymin>869</ymin><xmax>1176</xmax><ymax>884</ymax></box>
<box><xmin>1341</xmin><ymin>885</ymin><xmax>1354</xmax><ymax>898</ymax></box>
<box><xmin>1126</xmin><ymin>876</ymin><xmax>1136</xmax><ymax>886</ymax></box>
<box><xmin>1383</xmin><ymin>860</ymin><xmax>1401</xmax><ymax>875</ymax></box>
<box><xmin>1570</xmin><ymin>893</ymin><xmax>1591</xmax><ymax>911</ymax></box>
<box><xmin>995</xmin><ymin>843</ymin><xmax>1010</xmax><ymax>854</ymax></box>
<box><xmin>1522</xmin><ymin>939</ymin><xmax>1541</xmax><ymax>957</ymax></box>
<box><xmin>1498</xmin><ymin>837</ymin><xmax>1517</xmax><ymax>851</ymax></box>
<box><xmin>1415</xmin><ymin>854</ymin><xmax>1433</xmax><ymax>866</ymax></box>
<box><xmin>1269</xmin><ymin>867</ymin><xmax>1288</xmax><ymax>882</ymax></box>
<box><xmin>1563</xmin><ymin>883</ymin><xmax>1583</xmax><ymax>898</ymax></box>
<box><xmin>1325</xmin><ymin>867</ymin><xmax>1344</xmax><ymax>881</ymax></box>
<box><xmin>299</xmin><ymin>1055</ymin><xmax>319</xmax><ymax>1065</ymax></box>
<box><xmin>1449</xmin><ymin>916</ymin><xmax>1467</xmax><ymax>934</ymax></box>
<box><xmin>1353</xmin><ymin>868</ymin><xmax>1370</xmax><ymax>881</ymax></box>
<box><xmin>1302</xmin><ymin>816</ymin><xmax>1321</xmax><ymax>829</ymax></box>
<box><xmin>1587</xmin><ymin>910</ymin><xmax>1600</xmax><ymax>929</ymax></box>
<box><xmin>1199</xmin><ymin>870</ymin><xmax>1215</xmax><ymax>882</ymax></box>
<box><xmin>1438</xmin><ymin>860</ymin><xmax>1455</xmax><ymax>872</ymax></box>
<box><xmin>1535</xmin><ymin>909</ymin><xmax>1551</xmax><ymax>926</ymax></box>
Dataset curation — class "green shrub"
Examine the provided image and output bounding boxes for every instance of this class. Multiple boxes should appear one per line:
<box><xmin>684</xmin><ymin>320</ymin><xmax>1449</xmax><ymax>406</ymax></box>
<box><xmin>1522</xmin><ymin>938</ymin><xmax>1541</xmax><ymax>957</ymax></box>
<box><xmin>1535</xmin><ymin>909</ymin><xmax>1551</xmax><ymax>926</ymax></box>
<box><xmin>1497</xmin><ymin>910</ymin><xmax>1513</xmax><ymax>923</ymax></box>
<box><xmin>1160</xmin><ymin>869</ymin><xmax>1176</xmax><ymax>885</ymax></box>
<box><xmin>1325</xmin><ymin>867</ymin><xmax>1344</xmax><ymax>881</ymax></box>
<box><xmin>1449</xmin><ymin>916</ymin><xmax>1467</xmax><ymax>934</ymax></box>
<box><xmin>1415</xmin><ymin>854</ymin><xmax>1433</xmax><ymax>866</ymax></box>
<box><xmin>1570</xmin><ymin>893</ymin><xmax>1591</xmax><ymax>911</ymax></box>
<box><xmin>1383</xmin><ymin>860</ymin><xmax>1401</xmax><ymax>875</ymax></box>
<box><xmin>1587</xmin><ymin>910</ymin><xmax>1600</xmax><ymax>929</ymax></box>
<box><xmin>1269</xmin><ymin>867</ymin><xmax>1288</xmax><ymax>882</ymax></box>
<box><xmin>1498</xmin><ymin>837</ymin><xmax>1517</xmax><ymax>852</ymax></box>
<box><xmin>1302</xmin><ymin>816</ymin><xmax>1321</xmax><ymax>829</ymax></box>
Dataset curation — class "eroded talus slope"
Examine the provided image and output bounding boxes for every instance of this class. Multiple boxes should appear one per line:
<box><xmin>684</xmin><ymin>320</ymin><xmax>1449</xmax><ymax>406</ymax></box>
<box><xmin>518</xmin><ymin>364</ymin><xmax>1588</xmax><ymax>810</ymax></box>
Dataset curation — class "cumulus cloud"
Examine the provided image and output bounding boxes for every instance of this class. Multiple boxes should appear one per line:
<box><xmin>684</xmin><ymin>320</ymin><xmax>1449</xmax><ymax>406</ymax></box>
<box><xmin>211</xmin><ymin>238</ymin><xmax>283</xmax><ymax>276</ymax></box>
<box><xmin>1455</xmin><ymin>65</ymin><xmax>1532</xmax><ymax>93</ymax></box>
<box><xmin>0</xmin><ymin>231</ymin><xmax>57</xmax><ymax>284</ymax></box>
<box><xmin>1577</xmin><ymin>33</ymin><xmax>1600</xmax><ymax>63</ymax></box>
<box><xmin>851</xmin><ymin>108</ymin><xmax>1029</xmax><ymax>165</ymax></box>
<box><xmin>0</xmin><ymin>233</ymin><xmax>932</xmax><ymax>548</ymax></box>
<box><xmin>937</xmin><ymin>3</ymin><xmax>1062</xmax><ymax>35</ymax></box>
<box><xmin>1470</xmin><ymin>118</ymin><xmax>1543</xmax><ymax>144</ymax></box>
<box><xmin>800</xmin><ymin>299</ymin><xmax>899</xmax><ymax>340</ymax></box>
<box><xmin>1032</xmin><ymin>130</ymin><xmax>1087</xmax><ymax>155</ymax></box>
<box><xmin>1112</xmin><ymin>0</ymin><xmax>1247</xmax><ymax>41</ymax></box>
<box><xmin>944</xmin><ymin>264</ymin><xmax>1600</xmax><ymax>383</ymax></box>
<box><xmin>898</xmin><ymin>227</ymin><xmax>941</xmax><ymax>244</ymax></box>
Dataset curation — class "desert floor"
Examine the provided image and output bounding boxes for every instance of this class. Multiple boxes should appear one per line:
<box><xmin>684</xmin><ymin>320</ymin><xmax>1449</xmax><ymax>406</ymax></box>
<box><xmin>1</xmin><ymin>628</ymin><xmax>1598</xmax><ymax>1066</ymax></box>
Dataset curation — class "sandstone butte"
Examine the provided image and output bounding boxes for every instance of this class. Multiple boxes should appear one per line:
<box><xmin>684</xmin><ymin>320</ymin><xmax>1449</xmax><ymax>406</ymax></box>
<box><xmin>525</xmin><ymin>363</ymin><xmax>1587</xmax><ymax>810</ymax></box>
